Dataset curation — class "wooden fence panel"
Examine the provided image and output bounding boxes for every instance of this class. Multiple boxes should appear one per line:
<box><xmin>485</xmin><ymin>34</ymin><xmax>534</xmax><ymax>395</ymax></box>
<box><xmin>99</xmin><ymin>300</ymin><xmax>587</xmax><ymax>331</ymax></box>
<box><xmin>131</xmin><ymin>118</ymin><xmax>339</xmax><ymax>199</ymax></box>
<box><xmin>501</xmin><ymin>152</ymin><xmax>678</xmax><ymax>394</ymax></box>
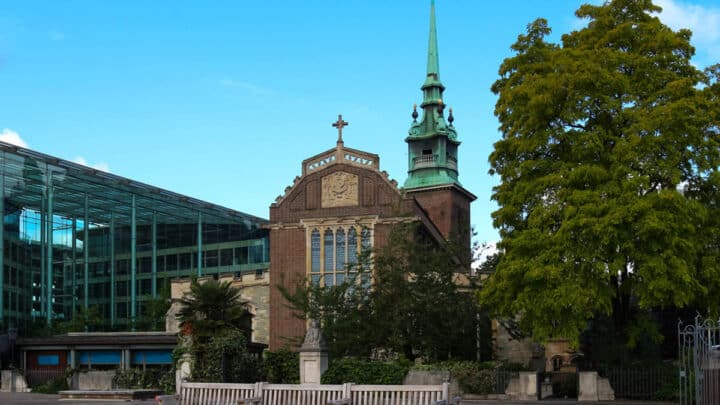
<box><xmin>178</xmin><ymin>381</ymin><xmax>447</xmax><ymax>405</ymax></box>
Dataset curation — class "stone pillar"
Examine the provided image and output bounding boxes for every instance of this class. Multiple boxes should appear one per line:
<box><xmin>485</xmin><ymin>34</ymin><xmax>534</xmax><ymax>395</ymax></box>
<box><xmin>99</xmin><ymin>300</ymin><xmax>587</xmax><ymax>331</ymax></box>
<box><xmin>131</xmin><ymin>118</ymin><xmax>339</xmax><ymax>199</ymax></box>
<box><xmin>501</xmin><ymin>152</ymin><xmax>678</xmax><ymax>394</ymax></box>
<box><xmin>175</xmin><ymin>353</ymin><xmax>192</xmax><ymax>394</ymax></box>
<box><xmin>70</xmin><ymin>348</ymin><xmax>76</xmax><ymax>369</ymax></box>
<box><xmin>578</xmin><ymin>371</ymin><xmax>599</xmax><ymax>402</ymax></box>
<box><xmin>505</xmin><ymin>371</ymin><xmax>539</xmax><ymax>401</ymax></box>
<box><xmin>299</xmin><ymin>320</ymin><xmax>328</xmax><ymax>384</ymax></box>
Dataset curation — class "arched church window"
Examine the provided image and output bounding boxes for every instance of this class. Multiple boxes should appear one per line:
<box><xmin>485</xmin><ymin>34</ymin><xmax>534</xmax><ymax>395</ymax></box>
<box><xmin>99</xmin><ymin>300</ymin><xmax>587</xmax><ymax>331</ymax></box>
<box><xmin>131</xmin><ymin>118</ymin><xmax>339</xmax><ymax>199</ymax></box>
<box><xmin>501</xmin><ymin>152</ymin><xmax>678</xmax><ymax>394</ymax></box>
<box><xmin>306</xmin><ymin>225</ymin><xmax>373</xmax><ymax>287</ymax></box>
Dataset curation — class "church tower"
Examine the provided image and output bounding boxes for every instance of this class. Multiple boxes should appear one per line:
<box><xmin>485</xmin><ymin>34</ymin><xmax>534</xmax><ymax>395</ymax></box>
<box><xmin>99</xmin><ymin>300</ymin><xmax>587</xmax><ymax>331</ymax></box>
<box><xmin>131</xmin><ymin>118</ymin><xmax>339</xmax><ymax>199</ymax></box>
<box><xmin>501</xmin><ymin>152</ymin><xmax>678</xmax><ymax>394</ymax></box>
<box><xmin>405</xmin><ymin>0</ymin><xmax>476</xmax><ymax>245</ymax></box>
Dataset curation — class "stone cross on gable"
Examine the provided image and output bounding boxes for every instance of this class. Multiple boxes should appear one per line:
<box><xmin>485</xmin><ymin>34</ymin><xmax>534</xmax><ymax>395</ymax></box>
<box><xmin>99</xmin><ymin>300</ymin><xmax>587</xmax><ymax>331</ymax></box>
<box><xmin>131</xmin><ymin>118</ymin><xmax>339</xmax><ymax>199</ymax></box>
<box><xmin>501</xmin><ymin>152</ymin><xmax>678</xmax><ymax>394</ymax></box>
<box><xmin>332</xmin><ymin>114</ymin><xmax>349</xmax><ymax>146</ymax></box>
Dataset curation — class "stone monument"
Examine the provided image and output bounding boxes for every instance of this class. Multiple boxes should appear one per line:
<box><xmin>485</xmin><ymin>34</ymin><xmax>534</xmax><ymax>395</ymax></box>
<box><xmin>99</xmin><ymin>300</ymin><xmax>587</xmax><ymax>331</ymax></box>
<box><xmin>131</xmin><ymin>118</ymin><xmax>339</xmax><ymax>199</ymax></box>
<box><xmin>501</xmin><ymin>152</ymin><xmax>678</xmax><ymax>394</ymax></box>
<box><xmin>299</xmin><ymin>320</ymin><xmax>328</xmax><ymax>384</ymax></box>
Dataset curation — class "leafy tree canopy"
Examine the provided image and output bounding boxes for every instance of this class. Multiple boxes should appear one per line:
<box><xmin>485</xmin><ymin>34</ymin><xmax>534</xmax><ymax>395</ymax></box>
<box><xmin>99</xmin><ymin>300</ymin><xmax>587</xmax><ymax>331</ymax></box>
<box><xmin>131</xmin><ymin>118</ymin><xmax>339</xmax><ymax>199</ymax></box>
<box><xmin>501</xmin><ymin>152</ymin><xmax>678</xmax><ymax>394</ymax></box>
<box><xmin>480</xmin><ymin>0</ymin><xmax>719</xmax><ymax>345</ymax></box>
<box><xmin>281</xmin><ymin>223</ymin><xmax>486</xmax><ymax>362</ymax></box>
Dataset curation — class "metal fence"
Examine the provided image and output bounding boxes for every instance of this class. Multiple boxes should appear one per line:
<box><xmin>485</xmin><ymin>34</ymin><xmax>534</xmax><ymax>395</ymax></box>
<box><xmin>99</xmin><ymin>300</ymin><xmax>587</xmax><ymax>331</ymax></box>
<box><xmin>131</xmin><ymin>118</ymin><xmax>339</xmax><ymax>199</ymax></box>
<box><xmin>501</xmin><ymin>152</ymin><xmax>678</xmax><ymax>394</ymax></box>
<box><xmin>598</xmin><ymin>367</ymin><xmax>675</xmax><ymax>400</ymax></box>
<box><xmin>679</xmin><ymin>316</ymin><xmax>720</xmax><ymax>405</ymax></box>
<box><xmin>489</xmin><ymin>369</ymin><xmax>518</xmax><ymax>395</ymax></box>
<box><xmin>541</xmin><ymin>372</ymin><xmax>577</xmax><ymax>398</ymax></box>
<box><xmin>25</xmin><ymin>368</ymin><xmax>66</xmax><ymax>387</ymax></box>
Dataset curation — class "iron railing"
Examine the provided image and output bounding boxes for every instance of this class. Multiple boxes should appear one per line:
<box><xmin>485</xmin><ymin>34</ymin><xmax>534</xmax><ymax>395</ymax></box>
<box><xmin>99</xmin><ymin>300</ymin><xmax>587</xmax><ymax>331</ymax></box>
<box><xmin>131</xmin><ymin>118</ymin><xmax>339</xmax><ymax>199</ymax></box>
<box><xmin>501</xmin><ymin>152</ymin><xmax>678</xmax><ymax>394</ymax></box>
<box><xmin>679</xmin><ymin>316</ymin><xmax>720</xmax><ymax>405</ymax></box>
<box><xmin>598</xmin><ymin>367</ymin><xmax>676</xmax><ymax>401</ymax></box>
<box><xmin>487</xmin><ymin>368</ymin><xmax>518</xmax><ymax>394</ymax></box>
<box><xmin>25</xmin><ymin>368</ymin><xmax>66</xmax><ymax>387</ymax></box>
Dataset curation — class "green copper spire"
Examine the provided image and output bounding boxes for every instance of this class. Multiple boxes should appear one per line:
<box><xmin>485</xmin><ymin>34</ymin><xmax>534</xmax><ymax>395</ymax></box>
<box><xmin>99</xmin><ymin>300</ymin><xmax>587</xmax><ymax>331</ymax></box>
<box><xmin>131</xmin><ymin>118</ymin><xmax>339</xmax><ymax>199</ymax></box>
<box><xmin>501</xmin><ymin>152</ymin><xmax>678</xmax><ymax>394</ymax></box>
<box><xmin>426</xmin><ymin>0</ymin><xmax>440</xmax><ymax>79</ymax></box>
<box><xmin>404</xmin><ymin>0</ymin><xmax>461</xmax><ymax>190</ymax></box>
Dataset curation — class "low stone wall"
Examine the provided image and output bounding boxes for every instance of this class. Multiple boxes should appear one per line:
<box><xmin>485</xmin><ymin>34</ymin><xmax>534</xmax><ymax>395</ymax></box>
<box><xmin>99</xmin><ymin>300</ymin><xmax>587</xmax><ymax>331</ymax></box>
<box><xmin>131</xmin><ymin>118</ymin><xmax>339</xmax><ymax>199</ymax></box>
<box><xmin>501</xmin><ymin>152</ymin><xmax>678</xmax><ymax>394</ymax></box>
<box><xmin>404</xmin><ymin>370</ymin><xmax>460</xmax><ymax>398</ymax></box>
<box><xmin>76</xmin><ymin>370</ymin><xmax>115</xmax><ymax>390</ymax></box>
<box><xmin>0</xmin><ymin>370</ymin><xmax>31</xmax><ymax>392</ymax></box>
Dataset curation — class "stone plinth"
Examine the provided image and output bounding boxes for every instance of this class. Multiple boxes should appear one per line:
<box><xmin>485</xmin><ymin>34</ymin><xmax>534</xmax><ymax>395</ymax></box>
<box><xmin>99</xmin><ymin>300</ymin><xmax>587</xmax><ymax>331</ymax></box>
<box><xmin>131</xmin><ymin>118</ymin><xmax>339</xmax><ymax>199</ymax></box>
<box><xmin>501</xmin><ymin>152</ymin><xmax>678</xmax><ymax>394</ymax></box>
<box><xmin>298</xmin><ymin>320</ymin><xmax>328</xmax><ymax>384</ymax></box>
<box><xmin>299</xmin><ymin>350</ymin><xmax>328</xmax><ymax>384</ymax></box>
<box><xmin>505</xmin><ymin>371</ymin><xmax>538</xmax><ymax>401</ymax></box>
<box><xmin>578</xmin><ymin>371</ymin><xmax>598</xmax><ymax>401</ymax></box>
<box><xmin>0</xmin><ymin>370</ymin><xmax>30</xmax><ymax>392</ymax></box>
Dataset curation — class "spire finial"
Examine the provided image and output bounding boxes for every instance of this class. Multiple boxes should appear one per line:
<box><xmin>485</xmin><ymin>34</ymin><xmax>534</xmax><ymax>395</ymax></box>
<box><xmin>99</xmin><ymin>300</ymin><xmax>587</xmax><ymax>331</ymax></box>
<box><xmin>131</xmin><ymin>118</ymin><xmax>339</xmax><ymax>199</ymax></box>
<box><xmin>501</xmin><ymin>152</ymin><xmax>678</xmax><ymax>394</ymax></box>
<box><xmin>427</xmin><ymin>0</ymin><xmax>439</xmax><ymax>78</ymax></box>
<box><xmin>332</xmin><ymin>114</ymin><xmax>349</xmax><ymax>146</ymax></box>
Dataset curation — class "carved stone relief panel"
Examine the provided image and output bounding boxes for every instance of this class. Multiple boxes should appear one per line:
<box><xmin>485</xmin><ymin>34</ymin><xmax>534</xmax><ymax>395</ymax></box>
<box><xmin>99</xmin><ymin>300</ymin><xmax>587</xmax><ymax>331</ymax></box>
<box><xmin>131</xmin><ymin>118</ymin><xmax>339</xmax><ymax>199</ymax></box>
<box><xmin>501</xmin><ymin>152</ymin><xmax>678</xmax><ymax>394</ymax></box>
<box><xmin>321</xmin><ymin>171</ymin><xmax>359</xmax><ymax>208</ymax></box>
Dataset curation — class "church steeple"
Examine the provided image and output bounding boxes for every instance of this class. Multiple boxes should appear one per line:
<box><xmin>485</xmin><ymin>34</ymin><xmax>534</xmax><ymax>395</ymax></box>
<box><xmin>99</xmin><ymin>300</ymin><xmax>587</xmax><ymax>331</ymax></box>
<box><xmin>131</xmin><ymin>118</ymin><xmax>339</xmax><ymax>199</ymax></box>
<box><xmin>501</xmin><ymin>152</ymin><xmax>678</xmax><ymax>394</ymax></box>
<box><xmin>426</xmin><ymin>0</ymin><xmax>440</xmax><ymax>84</ymax></box>
<box><xmin>405</xmin><ymin>0</ymin><xmax>461</xmax><ymax>190</ymax></box>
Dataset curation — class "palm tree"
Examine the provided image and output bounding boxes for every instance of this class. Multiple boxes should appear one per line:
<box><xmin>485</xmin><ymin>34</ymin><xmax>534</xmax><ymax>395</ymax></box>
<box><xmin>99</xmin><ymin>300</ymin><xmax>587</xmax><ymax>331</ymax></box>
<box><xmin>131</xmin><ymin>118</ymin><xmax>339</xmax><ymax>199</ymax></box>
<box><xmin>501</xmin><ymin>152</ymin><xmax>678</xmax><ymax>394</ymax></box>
<box><xmin>177</xmin><ymin>279</ymin><xmax>252</xmax><ymax>341</ymax></box>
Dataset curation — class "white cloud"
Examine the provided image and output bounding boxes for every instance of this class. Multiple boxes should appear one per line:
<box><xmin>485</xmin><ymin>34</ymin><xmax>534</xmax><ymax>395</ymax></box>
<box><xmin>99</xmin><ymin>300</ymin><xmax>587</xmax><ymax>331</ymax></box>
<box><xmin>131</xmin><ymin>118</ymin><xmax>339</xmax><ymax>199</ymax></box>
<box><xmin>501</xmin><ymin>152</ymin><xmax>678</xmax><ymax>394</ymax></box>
<box><xmin>73</xmin><ymin>156</ymin><xmax>110</xmax><ymax>172</ymax></box>
<box><xmin>219</xmin><ymin>78</ymin><xmax>272</xmax><ymax>96</ymax></box>
<box><xmin>654</xmin><ymin>0</ymin><xmax>720</xmax><ymax>50</ymax></box>
<box><xmin>48</xmin><ymin>30</ymin><xmax>65</xmax><ymax>41</ymax></box>
<box><xmin>0</xmin><ymin>128</ymin><xmax>28</xmax><ymax>147</ymax></box>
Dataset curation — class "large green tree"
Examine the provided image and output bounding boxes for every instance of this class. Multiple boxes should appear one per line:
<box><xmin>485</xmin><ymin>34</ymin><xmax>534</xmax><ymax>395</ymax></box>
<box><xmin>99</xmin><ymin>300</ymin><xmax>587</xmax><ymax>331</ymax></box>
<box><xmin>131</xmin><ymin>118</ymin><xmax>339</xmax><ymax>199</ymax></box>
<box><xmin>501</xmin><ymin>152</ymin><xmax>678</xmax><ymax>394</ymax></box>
<box><xmin>480</xmin><ymin>0</ymin><xmax>719</xmax><ymax>345</ymax></box>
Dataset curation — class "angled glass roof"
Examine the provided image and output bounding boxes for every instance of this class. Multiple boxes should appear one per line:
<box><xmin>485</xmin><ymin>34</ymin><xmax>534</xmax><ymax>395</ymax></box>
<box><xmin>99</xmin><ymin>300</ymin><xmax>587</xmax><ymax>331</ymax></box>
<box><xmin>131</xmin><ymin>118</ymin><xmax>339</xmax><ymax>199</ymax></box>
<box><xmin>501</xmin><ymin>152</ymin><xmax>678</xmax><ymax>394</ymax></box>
<box><xmin>0</xmin><ymin>141</ymin><xmax>267</xmax><ymax>226</ymax></box>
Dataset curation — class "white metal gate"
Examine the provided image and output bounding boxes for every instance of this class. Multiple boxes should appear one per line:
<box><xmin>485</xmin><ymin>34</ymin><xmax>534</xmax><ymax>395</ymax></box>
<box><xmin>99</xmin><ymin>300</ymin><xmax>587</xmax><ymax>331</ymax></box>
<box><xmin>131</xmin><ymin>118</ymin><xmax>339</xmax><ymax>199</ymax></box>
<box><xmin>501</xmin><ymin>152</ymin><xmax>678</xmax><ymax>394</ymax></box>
<box><xmin>679</xmin><ymin>316</ymin><xmax>720</xmax><ymax>405</ymax></box>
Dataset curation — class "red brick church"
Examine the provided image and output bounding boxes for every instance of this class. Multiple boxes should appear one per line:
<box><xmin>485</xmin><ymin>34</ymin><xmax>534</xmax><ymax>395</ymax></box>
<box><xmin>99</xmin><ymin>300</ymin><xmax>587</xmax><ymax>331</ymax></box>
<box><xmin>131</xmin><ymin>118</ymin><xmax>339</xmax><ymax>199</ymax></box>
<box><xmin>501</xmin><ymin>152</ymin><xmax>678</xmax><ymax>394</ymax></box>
<box><xmin>268</xmin><ymin>0</ymin><xmax>476</xmax><ymax>349</ymax></box>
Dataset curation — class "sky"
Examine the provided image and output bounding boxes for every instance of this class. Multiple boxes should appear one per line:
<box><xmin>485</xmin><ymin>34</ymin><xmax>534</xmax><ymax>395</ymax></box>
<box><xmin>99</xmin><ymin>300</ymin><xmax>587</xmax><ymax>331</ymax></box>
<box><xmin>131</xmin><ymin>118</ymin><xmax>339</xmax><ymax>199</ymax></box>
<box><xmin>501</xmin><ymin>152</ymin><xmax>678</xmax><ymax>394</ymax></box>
<box><xmin>0</xmin><ymin>0</ymin><xmax>718</xmax><ymax>250</ymax></box>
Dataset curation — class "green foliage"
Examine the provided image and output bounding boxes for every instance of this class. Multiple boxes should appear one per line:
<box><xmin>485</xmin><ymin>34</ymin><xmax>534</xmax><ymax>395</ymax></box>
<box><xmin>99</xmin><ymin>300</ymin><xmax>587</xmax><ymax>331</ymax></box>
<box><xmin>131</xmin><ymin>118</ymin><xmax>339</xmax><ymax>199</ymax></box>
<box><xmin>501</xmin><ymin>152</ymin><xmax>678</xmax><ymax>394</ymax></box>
<box><xmin>415</xmin><ymin>361</ymin><xmax>526</xmax><ymax>394</ymax></box>
<box><xmin>189</xmin><ymin>329</ymin><xmax>264</xmax><ymax>383</ymax></box>
<box><xmin>280</xmin><ymin>223</ymin><xmax>486</xmax><ymax>362</ymax></box>
<box><xmin>178</xmin><ymin>279</ymin><xmax>252</xmax><ymax>341</ymax></box>
<box><xmin>321</xmin><ymin>358</ymin><xmax>409</xmax><ymax>385</ymax></box>
<box><xmin>481</xmin><ymin>0</ymin><xmax>720</xmax><ymax>346</ymax></box>
<box><xmin>30</xmin><ymin>376</ymin><xmax>68</xmax><ymax>394</ymax></box>
<box><xmin>113</xmin><ymin>367</ymin><xmax>172</xmax><ymax>390</ymax></box>
<box><xmin>136</xmin><ymin>288</ymin><xmax>172</xmax><ymax>331</ymax></box>
<box><xmin>264</xmin><ymin>349</ymin><xmax>299</xmax><ymax>384</ymax></box>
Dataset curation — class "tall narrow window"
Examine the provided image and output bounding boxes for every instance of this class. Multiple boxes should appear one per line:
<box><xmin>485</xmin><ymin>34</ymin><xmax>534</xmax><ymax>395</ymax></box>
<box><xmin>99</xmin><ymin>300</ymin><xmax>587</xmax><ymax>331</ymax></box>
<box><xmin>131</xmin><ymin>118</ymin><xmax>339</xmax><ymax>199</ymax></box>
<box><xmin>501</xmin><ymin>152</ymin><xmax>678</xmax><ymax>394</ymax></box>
<box><xmin>310</xmin><ymin>230</ymin><xmax>320</xmax><ymax>285</ymax></box>
<box><xmin>324</xmin><ymin>229</ymin><xmax>334</xmax><ymax>286</ymax></box>
<box><xmin>347</xmin><ymin>227</ymin><xmax>358</xmax><ymax>266</ymax></box>
<box><xmin>335</xmin><ymin>228</ymin><xmax>346</xmax><ymax>284</ymax></box>
<box><xmin>361</xmin><ymin>227</ymin><xmax>372</xmax><ymax>286</ymax></box>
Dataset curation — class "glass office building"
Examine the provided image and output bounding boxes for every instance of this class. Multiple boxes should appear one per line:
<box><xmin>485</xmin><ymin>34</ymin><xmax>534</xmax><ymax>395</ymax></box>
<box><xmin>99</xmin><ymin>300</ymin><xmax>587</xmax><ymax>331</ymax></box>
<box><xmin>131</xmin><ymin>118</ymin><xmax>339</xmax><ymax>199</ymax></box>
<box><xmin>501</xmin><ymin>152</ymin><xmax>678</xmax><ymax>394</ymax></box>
<box><xmin>0</xmin><ymin>141</ymin><xmax>269</xmax><ymax>332</ymax></box>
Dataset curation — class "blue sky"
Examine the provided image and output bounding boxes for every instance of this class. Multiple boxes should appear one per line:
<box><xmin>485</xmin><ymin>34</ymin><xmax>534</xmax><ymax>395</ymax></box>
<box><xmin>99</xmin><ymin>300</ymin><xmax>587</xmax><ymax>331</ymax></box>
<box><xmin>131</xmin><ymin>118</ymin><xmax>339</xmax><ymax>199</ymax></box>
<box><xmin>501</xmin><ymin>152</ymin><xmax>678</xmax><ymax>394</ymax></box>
<box><xmin>1</xmin><ymin>0</ymin><xmax>718</xmax><ymax>249</ymax></box>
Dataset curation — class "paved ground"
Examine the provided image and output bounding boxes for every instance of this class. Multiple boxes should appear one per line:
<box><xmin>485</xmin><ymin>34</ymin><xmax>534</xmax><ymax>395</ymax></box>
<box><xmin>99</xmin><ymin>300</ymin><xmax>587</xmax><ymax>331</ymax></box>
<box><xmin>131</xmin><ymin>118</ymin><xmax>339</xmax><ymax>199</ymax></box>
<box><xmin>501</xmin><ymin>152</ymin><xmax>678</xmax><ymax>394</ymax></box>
<box><xmin>0</xmin><ymin>392</ymin><xmax>156</xmax><ymax>404</ymax></box>
<box><xmin>0</xmin><ymin>393</ymin><xmax>673</xmax><ymax>405</ymax></box>
<box><xmin>460</xmin><ymin>401</ymin><xmax>672</xmax><ymax>405</ymax></box>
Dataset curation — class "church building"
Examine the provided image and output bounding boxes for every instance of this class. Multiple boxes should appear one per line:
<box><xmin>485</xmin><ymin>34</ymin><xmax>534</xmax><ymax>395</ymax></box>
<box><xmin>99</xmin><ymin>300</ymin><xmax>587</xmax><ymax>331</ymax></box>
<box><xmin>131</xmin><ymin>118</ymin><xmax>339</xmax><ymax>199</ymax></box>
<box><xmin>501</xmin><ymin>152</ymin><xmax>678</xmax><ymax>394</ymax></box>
<box><xmin>268</xmin><ymin>0</ymin><xmax>476</xmax><ymax>349</ymax></box>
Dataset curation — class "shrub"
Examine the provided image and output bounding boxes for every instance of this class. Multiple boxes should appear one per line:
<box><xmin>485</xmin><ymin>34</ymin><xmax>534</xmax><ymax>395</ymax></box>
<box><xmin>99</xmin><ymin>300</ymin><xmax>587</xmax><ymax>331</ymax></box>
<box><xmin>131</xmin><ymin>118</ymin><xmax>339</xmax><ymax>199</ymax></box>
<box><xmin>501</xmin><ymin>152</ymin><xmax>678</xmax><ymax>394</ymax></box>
<box><xmin>191</xmin><ymin>329</ymin><xmax>264</xmax><ymax>383</ymax></box>
<box><xmin>321</xmin><ymin>358</ymin><xmax>409</xmax><ymax>385</ymax></box>
<box><xmin>113</xmin><ymin>367</ymin><xmax>172</xmax><ymax>390</ymax></box>
<box><xmin>31</xmin><ymin>376</ymin><xmax>68</xmax><ymax>394</ymax></box>
<box><xmin>413</xmin><ymin>361</ymin><xmax>526</xmax><ymax>395</ymax></box>
<box><xmin>264</xmin><ymin>349</ymin><xmax>299</xmax><ymax>384</ymax></box>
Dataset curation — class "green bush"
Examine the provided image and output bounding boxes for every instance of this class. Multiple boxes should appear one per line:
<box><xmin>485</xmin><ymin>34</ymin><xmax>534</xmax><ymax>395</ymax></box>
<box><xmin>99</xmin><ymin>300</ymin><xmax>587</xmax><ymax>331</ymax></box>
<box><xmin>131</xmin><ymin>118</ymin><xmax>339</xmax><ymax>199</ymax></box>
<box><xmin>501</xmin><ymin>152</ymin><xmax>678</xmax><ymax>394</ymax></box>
<box><xmin>191</xmin><ymin>329</ymin><xmax>264</xmax><ymax>383</ymax></box>
<box><xmin>31</xmin><ymin>376</ymin><xmax>68</xmax><ymax>394</ymax></box>
<box><xmin>264</xmin><ymin>349</ymin><xmax>299</xmax><ymax>384</ymax></box>
<box><xmin>321</xmin><ymin>358</ymin><xmax>409</xmax><ymax>385</ymax></box>
<box><xmin>412</xmin><ymin>361</ymin><xmax>526</xmax><ymax>395</ymax></box>
<box><xmin>113</xmin><ymin>367</ymin><xmax>172</xmax><ymax>390</ymax></box>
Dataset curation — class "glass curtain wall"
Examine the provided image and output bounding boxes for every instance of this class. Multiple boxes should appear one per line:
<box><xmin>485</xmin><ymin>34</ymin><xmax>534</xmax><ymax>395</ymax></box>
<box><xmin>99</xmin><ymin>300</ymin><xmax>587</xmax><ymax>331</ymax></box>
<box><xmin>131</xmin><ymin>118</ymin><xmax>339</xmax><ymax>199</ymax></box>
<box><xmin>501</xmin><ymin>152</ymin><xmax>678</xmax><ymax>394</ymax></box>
<box><xmin>0</xmin><ymin>145</ymin><xmax>269</xmax><ymax>334</ymax></box>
